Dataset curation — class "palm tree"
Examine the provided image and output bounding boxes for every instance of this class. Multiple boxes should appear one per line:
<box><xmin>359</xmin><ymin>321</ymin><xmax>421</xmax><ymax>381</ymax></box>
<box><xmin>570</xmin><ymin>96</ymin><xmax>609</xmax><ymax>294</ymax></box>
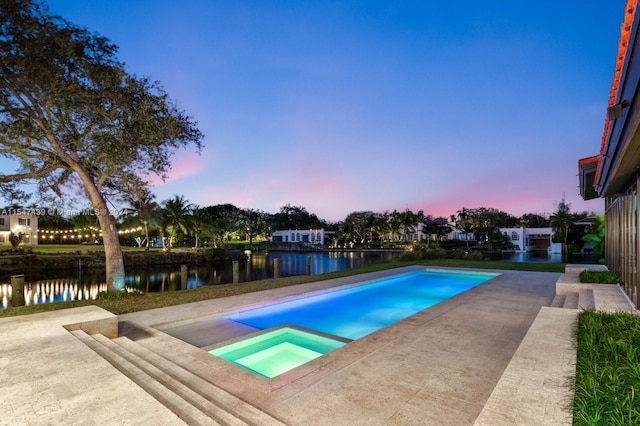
<box><xmin>372</xmin><ymin>212</ymin><xmax>390</xmax><ymax>247</ymax></box>
<box><xmin>125</xmin><ymin>190</ymin><xmax>159</xmax><ymax>249</ymax></box>
<box><xmin>191</xmin><ymin>206</ymin><xmax>209</xmax><ymax>248</ymax></box>
<box><xmin>550</xmin><ymin>198</ymin><xmax>573</xmax><ymax>253</ymax></box>
<box><xmin>399</xmin><ymin>210</ymin><xmax>416</xmax><ymax>242</ymax></box>
<box><xmin>456</xmin><ymin>219</ymin><xmax>475</xmax><ymax>251</ymax></box>
<box><xmin>455</xmin><ymin>208</ymin><xmax>475</xmax><ymax>251</ymax></box>
<box><xmin>387</xmin><ymin>210</ymin><xmax>403</xmax><ymax>243</ymax></box>
<box><xmin>162</xmin><ymin>195</ymin><xmax>193</xmax><ymax>249</ymax></box>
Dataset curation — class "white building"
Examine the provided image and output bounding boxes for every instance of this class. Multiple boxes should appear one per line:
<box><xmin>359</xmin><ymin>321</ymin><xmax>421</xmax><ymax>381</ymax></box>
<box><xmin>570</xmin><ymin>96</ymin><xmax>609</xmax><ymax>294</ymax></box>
<box><xmin>271</xmin><ymin>229</ymin><xmax>326</xmax><ymax>245</ymax></box>
<box><xmin>499</xmin><ymin>227</ymin><xmax>561</xmax><ymax>253</ymax></box>
<box><xmin>395</xmin><ymin>222</ymin><xmax>561</xmax><ymax>253</ymax></box>
<box><xmin>0</xmin><ymin>213</ymin><xmax>39</xmax><ymax>246</ymax></box>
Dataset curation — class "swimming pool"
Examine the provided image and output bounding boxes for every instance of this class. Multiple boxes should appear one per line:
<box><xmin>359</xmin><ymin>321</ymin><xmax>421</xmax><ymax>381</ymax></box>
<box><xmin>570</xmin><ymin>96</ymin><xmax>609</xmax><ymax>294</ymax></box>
<box><xmin>225</xmin><ymin>269</ymin><xmax>495</xmax><ymax>340</ymax></box>
<box><xmin>210</xmin><ymin>269</ymin><xmax>497</xmax><ymax>377</ymax></box>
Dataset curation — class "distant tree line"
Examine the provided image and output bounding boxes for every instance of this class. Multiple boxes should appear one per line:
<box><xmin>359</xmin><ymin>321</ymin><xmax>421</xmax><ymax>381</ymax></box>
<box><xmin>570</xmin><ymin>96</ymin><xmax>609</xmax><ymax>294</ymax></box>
<box><xmin>23</xmin><ymin>194</ymin><xmax>597</xmax><ymax>254</ymax></box>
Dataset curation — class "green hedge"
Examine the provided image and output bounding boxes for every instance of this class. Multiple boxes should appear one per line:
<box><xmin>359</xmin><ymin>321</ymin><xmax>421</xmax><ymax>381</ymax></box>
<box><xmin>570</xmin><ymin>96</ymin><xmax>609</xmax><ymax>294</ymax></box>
<box><xmin>579</xmin><ymin>270</ymin><xmax>619</xmax><ymax>284</ymax></box>
<box><xmin>574</xmin><ymin>310</ymin><xmax>640</xmax><ymax>425</ymax></box>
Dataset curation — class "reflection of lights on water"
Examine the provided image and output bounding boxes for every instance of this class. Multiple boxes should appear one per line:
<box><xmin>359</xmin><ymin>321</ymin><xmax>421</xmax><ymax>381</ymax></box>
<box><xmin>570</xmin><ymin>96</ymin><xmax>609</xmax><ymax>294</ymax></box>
<box><xmin>0</xmin><ymin>280</ymin><xmax>135</xmax><ymax>309</ymax></box>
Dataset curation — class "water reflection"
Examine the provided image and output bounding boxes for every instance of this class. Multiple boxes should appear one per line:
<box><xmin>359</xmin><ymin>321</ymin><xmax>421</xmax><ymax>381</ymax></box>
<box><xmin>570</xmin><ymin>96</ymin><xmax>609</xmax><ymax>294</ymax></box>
<box><xmin>0</xmin><ymin>251</ymin><xmax>401</xmax><ymax>309</ymax></box>
<box><xmin>493</xmin><ymin>251</ymin><xmax>595</xmax><ymax>263</ymax></box>
<box><xmin>0</xmin><ymin>279</ymin><xmax>140</xmax><ymax>309</ymax></box>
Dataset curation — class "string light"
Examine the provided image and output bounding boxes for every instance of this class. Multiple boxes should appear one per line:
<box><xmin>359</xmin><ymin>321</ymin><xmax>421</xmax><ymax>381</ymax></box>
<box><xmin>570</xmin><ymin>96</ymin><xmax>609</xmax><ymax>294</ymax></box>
<box><xmin>38</xmin><ymin>226</ymin><xmax>143</xmax><ymax>239</ymax></box>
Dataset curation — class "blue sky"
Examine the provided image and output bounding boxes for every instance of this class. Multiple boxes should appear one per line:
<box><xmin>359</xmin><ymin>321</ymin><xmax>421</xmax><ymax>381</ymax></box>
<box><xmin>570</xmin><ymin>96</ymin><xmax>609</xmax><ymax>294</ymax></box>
<box><xmin>32</xmin><ymin>1</ymin><xmax>626</xmax><ymax>221</ymax></box>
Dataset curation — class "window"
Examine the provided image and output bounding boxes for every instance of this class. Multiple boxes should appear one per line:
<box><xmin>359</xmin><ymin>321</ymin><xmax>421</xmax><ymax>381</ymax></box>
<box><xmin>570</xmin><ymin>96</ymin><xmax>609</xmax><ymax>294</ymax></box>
<box><xmin>0</xmin><ymin>235</ymin><xmax>4</xmax><ymax>243</ymax></box>
<box><xmin>511</xmin><ymin>232</ymin><xmax>519</xmax><ymax>241</ymax></box>
<box><xmin>18</xmin><ymin>218</ymin><xmax>30</xmax><ymax>226</ymax></box>
<box><xmin>0</xmin><ymin>218</ymin><xmax>4</xmax><ymax>225</ymax></box>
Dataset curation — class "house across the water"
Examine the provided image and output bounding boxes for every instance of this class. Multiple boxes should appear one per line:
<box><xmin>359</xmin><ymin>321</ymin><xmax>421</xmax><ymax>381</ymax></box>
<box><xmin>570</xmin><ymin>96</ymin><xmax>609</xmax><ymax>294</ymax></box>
<box><xmin>0</xmin><ymin>212</ymin><xmax>39</xmax><ymax>246</ymax></box>
<box><xmin>270</xmin><ymin>229</ymin><xmax>328</xmax><ymax>245</ymax></box>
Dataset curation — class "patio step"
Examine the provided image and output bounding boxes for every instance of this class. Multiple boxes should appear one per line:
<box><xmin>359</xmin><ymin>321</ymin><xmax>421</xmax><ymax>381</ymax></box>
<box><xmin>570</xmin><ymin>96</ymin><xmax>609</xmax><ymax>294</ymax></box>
<box><xmin>550</xmin><ymin>294</ymin><xmax>566</xmax><ymax>308</ymax></box>
<box><xmin>578</xmin><ymin>288</ymin><xmax>595</xmax><ymax>310</ymax></box>
<box><xmin>70</xmin><ymin>329</ymin><xmax>220</xmax><ymax>425</ymax></box>
<box><xmin>563</xmin><ymin>292</ymin><xmax>579</xmax><ymax>309</ymax></box>
<box><xmin>71</xmin><ymin>329</ymin><xmax>286</xmax><ymax>426</ymax></box>
<box><xmin>109</xmin><ymin>334</ymin><xmax>284</xmax><ymax>425</ymax></box>
<box><xmin>592</xmin><ymin>285</ymin><xmax>636</xmax><ymax>313</ymax></box>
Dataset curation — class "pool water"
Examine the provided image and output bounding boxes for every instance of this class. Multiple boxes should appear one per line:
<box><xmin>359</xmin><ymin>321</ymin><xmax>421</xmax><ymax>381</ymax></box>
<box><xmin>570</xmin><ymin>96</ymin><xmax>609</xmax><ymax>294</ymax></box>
<box><xmin>211</xmin><ymin>269</ymin><xmax>496</xmax><ymax>377</ymax></box>
<box><xmin>209</xmin><ymin>327</ymin><xmax>346</xmax><ymax>378</ymax></box>
<box><xmin>226</xmin><ymin>270</ymin><xmax>495</xmax><ymax>340</ymax></box>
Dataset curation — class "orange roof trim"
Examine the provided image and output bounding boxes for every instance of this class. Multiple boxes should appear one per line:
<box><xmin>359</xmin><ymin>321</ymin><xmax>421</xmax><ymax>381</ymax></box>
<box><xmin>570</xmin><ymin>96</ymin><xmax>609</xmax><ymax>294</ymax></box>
<box><xmin>596</xmin><ymin>0</ymin><xmax>638</xmax><ymax>185</ymax></box>
<box><xmin>578</xmin><ymin>156</ymin><xmax>599</xmax><ymax>167</ymax></box>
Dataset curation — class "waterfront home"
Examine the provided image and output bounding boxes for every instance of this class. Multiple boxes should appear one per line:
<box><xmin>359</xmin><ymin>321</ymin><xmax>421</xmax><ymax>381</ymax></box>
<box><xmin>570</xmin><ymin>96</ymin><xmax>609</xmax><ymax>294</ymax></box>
<box><xmin>0</xmin><ymin>212</ymin><xmax>38</xmax><ymax>246</ymax></box>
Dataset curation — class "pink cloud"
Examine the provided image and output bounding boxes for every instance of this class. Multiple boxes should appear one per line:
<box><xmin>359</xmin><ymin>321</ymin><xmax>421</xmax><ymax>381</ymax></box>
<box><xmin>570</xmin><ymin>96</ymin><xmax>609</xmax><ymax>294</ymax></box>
<box><xmin>147</xmin><ymin>150</ymin><xmax>205</xmax><ymax>186</ymax></box>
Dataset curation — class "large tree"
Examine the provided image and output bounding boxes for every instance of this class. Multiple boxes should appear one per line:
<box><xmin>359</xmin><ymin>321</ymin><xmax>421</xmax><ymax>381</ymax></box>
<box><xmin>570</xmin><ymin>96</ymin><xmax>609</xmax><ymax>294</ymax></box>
<box><xmin>0</xmin><ymin>1</ymin><xmax>203</xmax><ymax>290</ymax></box>
<box><xmin>457</xmin><ymin>207</ymin><xmax>518</xmax><ymax>250</ymax></box>
<box><xmin>271</xmin><ymin>204</ymin><xmax>324</xmax><ymax>230</ymax></box>
<box><xmin>341</xmin><ymin>211</ymin><xmax>375</xmax><ymax>244</ymax></box>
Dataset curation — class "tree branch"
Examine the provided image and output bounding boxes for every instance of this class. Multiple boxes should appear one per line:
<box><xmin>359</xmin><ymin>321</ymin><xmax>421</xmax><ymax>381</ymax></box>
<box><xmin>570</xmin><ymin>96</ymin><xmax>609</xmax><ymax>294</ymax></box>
<box><xmin>0</xmin><ymin>164</ymin><xmax>63</xmax><ymax>182</ymax></box>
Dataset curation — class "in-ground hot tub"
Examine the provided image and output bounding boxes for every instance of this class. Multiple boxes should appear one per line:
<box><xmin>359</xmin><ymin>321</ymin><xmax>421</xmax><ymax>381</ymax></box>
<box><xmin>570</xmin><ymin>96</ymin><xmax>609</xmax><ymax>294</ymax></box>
<box><xmin>209</xmin><ymin>326</ymin><xmax>347</xmax><ymax>378</ymax></box>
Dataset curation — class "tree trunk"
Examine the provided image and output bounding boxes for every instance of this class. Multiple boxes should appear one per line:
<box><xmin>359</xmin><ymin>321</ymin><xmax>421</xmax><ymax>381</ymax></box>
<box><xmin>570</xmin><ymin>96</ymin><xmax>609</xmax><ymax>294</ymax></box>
<box><xmin>144</xmin><ymin>222</ymin><xmax>149</xmax><ymax>249</ymax></box>
<box><xmin>96</xmin><ymin>207</ymin><xmax>126</xmax><ymax>292</ymax></box>
<box><xmin>73</xmin><ymin>169</ymin><xmax>125</xmax><ymax>292</ymax></box>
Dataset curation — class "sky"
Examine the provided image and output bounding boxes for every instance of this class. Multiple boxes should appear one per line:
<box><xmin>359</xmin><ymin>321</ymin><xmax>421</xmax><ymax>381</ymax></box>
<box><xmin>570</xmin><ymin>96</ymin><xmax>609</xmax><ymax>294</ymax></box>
<box><xmin>21</xmin><ymin>1</ymin><xmax>627</xmax><ymax>221</ymax></box>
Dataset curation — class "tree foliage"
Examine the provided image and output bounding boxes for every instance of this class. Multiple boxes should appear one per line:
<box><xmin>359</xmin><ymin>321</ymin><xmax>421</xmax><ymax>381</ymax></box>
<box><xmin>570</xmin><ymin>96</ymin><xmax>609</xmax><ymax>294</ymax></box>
<box><xmin>341</xmin><ymin>211</ymin><xmax>375</xmax><ymax>244</ymax></box>
<box><xmin>550</xmin><ymin>197</ymin><xmax>574</xmax><ymax>251</ymax></box>
<box><xmin>270</xmin><ymin>204</ymin><xmax>324</xmax><ymax>230</ymax></box>
<box><xmin>456</xmin><ymin>207</ymin><xmax>518</xmax><ymax>250</ymax></box>
<box><xmin>0</xmin><ymin>1</ymin><xmax>203</xmax><ymax>289</ymax></box>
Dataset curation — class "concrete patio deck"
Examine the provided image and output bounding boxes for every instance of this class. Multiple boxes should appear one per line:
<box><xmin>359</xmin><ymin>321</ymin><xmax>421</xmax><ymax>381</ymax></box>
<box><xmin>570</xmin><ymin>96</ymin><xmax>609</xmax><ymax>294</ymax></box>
<box><xmin>0</xmin><ymin>266</ymin><xmax>634</xmax><ymax>425</ymax></box>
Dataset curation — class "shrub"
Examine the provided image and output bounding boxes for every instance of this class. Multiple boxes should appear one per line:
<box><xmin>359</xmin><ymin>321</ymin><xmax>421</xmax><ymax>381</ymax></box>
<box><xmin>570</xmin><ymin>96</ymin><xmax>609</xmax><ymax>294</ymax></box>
<box><xmin>399</xmin><ymin>244</ymin><xmax>449</xmax><ymax>261</ymax></box>
<box><xmin>579</xmin><ymin>270</ymin><xmax>619</xmax><ymax>284</ymax></box>
<box><xmin>574</xmin><ymin>310</ymin><xmax>640</xmax><ymax>425</ymax></box>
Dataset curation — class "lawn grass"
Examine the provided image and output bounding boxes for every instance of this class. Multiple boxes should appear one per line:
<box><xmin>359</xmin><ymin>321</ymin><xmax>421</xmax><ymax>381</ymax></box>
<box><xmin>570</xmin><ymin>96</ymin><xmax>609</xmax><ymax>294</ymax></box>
<box><xmin>574</xmin><ymin>309</ymin><xmax>640</xmax><ymax>425</ymax></box>
<box><xmin>0</xmin><ymin>259</ymin><xmax>565</xmax><ymax>318</ymax></box>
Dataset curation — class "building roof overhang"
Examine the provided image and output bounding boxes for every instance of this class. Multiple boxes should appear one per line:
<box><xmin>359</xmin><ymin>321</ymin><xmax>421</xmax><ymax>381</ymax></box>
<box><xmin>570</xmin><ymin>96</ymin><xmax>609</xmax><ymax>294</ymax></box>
<box><xmin>578</xmin><ymin>156</ymin><xmax>599</xmax><ymax>200</ymax></box>
<box><xmin>580</xmin><ymin>0</ymin><xmax>640</xmax><ymax>199</ymax></box>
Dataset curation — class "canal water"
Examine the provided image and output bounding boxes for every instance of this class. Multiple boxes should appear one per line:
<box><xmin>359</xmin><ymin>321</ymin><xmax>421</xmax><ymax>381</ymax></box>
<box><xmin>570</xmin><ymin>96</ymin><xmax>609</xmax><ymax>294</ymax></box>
<box><xmin>0</xmin><ymin>251</ymin><xmax>402</xmax><ymax>309</ymax></box>
<box><xmin>0</xmin><ymin>250</ymin><xmax>595</xmax><ymax>310</ymax></box>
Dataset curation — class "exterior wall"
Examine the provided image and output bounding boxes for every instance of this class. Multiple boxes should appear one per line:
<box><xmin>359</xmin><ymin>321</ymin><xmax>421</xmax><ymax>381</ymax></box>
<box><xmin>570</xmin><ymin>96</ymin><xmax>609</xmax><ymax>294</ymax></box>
<box><xmin>446</xmin><ymin>229</ymin><xmax>475</xmax><ymax>241</ymax></box>
<box><xmin>604</xmin><ymin>179</ymin><xmax>639</xmax><ymax>307</ymax></box>
<box><xmin>0</xmin><ymin>214</ymin><xmax>39</xmax><ymax>246</ymax></box>
<box><xmin>499</xmin><ymin>227</ymin><xmax>553</xmax><ymax>252</ymax></box>
<box><xmin>271</xmin><ymin>229</ymin><xmax>325</xmax><ymax>245</ymax></box>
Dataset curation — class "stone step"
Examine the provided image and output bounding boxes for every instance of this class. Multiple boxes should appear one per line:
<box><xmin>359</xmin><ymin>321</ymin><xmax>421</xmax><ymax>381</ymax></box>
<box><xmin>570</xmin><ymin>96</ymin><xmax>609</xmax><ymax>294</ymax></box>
<box><xmin>70</xmin><ymin>329</ymin><xmax>218</xmax><ymax>425</ymax></box>
<box><xmin>550</xmin><ymin>295</ymin><xmax>566</xmax><ymax>308</ymax></box>
<box><xmin>578</xmin><ymin>288</ymin><xmax>595</xmax><ymax>310</ymax></box>
<box><xmin>96</xmin><ymin>334</ymin><xmax>248</xmax><ymax>426</ymax></box>
<box><xmin>110</xmin><ymin>335</ymin><xmax>283</xmax><ymax>425</ymax></box>
<box><xmin>592</xmin><ymin>285</ymin><xmax>637</xmax><ymax>313</ymax></box>
<box><xmin>563</xmin><ymin>292</ymin><xmax>579</xmax><ymax>309</ymax></box>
